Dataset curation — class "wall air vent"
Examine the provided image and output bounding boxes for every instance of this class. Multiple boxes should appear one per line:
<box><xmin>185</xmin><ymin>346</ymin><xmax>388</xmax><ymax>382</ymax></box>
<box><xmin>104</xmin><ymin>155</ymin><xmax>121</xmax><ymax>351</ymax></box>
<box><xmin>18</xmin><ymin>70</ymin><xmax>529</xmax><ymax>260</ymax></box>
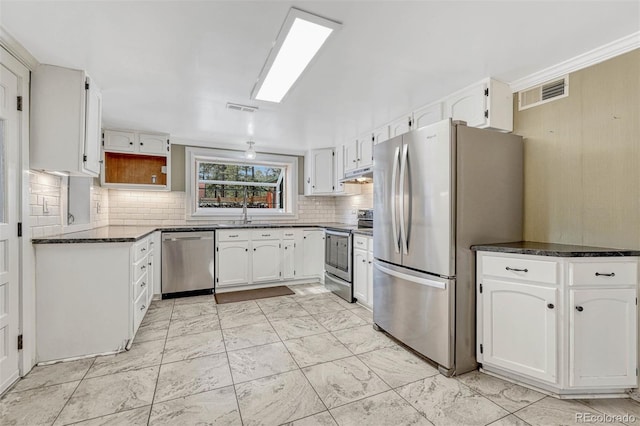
<box><xmin>518</xmin><ymin>76</ymin><xmax>569</xmax><ymax>111</ymax></box>
<box><xmin>226</xmin><ymin>102</ymin><xmax>258</xmax><ymax>113</ymax></box>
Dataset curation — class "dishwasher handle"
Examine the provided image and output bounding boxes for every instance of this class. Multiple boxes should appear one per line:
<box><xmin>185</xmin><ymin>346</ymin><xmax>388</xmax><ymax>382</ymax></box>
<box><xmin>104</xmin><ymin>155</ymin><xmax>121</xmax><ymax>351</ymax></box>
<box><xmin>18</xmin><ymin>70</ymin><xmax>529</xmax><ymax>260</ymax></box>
<box><xmin>162</xmin><ymin>232</ymin><xmax>214</xmax><ymax>242</ymax></box>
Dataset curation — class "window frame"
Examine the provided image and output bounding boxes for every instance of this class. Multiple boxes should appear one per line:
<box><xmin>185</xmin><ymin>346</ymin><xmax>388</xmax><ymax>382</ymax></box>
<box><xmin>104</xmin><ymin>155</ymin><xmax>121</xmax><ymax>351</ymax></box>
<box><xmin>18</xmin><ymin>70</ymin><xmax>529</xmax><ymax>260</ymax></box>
<box><xmin>185</xmin><ymin>147</ymin><xmax>298</xmax><ymax>220</ymax></box>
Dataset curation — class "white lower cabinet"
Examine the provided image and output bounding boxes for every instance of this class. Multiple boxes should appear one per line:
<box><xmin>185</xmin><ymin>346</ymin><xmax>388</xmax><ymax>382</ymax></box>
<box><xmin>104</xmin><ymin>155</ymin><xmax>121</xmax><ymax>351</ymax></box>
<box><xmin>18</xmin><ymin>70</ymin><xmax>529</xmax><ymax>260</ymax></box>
<box><xmin>477</xmin><ymin>251</ymin><xmax>639</xmax><ymax>397</ymax></box>
<box><xmin>215</xmin><ymin>228</ymin><xmax>324</xmax><ymax>289</ymax></box>
<box><xmin>34</xmin><ymin>235</ymin><xmax>153</xmax><ymax>362</ymax></box>
<box><xmin>216</xmin><ymin>241</ymin><xmax>250</xmax><ymax>287</ymax></box>
<box><xmin>353</xmin><ymin>235</ymin><xmax>374</xmax><ymax>308</ymax></box>
<box><xmin>252</xmin><ymin>240</ymin><xmax>281</xmax><ymax>283</ymax></box>
<box><xmin>570</xmin><ymin>288</ymin><xmax>637</xmax><ymax>388</ymax></box>
<box><xmin>481</xmin><ymin>279</ymin><xmax>557</xmax><ymax>384</ymax></box>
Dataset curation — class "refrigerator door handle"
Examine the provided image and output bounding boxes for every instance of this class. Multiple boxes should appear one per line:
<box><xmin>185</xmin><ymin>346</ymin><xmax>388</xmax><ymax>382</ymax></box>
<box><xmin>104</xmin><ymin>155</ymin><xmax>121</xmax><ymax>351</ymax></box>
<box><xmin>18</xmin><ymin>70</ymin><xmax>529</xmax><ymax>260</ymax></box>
<box><xmin>374</xmin><ymin>262</ymin><xmax>446</xmax><ymax>290</ymax></box>
<box><xmin>399</xmin><ymin>143</ymin><xmax>409</xmax><ymax>255</ymax></box>
<box><xmin>391</xmin><ymin>146</ymin><xmax>401</xmax><ymax>253</ymax></box>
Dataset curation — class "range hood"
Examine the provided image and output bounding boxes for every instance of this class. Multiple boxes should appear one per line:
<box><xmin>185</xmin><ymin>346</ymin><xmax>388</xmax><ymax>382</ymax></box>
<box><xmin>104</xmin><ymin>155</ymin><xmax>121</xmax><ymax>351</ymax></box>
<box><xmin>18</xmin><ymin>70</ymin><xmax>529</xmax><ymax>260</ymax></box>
<box><xmin>340</xmin><ymin>165</ymin><xmax>373</xmax><ymax>183</ymax></box>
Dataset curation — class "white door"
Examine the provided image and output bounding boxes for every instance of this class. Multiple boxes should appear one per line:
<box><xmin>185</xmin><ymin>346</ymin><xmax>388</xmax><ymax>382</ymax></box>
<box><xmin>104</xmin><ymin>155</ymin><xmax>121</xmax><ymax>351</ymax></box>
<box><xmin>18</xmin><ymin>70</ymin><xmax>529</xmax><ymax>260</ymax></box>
<box><xmin>343</xmin><ymin>140</ymin><xmax>358</xmax><ymax>173</ymax></box>
<box><xmin>311</xmin><ymin>149</ymin><xmax>334</xmax><ymax>194</ymax></box>
<box><xmin>252</xmin><ymin>240</ymin><xmax>281</xmax><ymax>282</ymax></box>
<box><xmin>412</xmin><ymin>103</ymin><xmax>443</xmax><ymax>130</ymax></box>
<box><xmin>0</xmin><ymin>55</ymin><xmax>21</xmax><ymax>393</ymax></box>
<box><xmin>570</xmin><ymin>288</ymin><xmax>637</xmax><ymax>388</ymax></box>
<box><xmin>103</xmin><ymin>130</ymin><xmax>135</xmax><ymax>152</ymax></box>
<box><xmin>139</xmin><ymin>133</ymin><xmax>168</xmax><ymax>155</ymax></box>
<box><xmin>373</xmin><ymin>125</ymin><xmax>389</xmax><ymax>145</ymax></box>
<box><xmin>302</xmin><ymin>230</ymin><xmax>324</xmax><ymax>277</ymax></box>
<box><xmin>282</xmin><ymin>240</ymin><xmax>295</xmax><ymax>280</ymax></box>
<box><xmin>217</xmin><ymin>241</ymin><xmax>249</xmax><ymax>287</ymax></box>
<box><xmin>389</xmin><ymin>115</ymin><xmax>411</xmax><ymax>138</ymax></box>
<box><xmin>83</xmin><ymin>76</ymin><xmax>101</xmax><ymax>176</ymax></box>
<box><xmin>353</xmin><ymin>249</ymin><xmax>368</xmax><ymax>303</ymax></box>
<box><xmin>357</xmin><ymin>134</ymin><xmax>374</xmax><ymax>168</ymax></box>
<box><xmin>445</xmin><ymin>82</ymin><xmax>488</xmax><ymax>128</ymax></box>
<box><xmin>481</xmin><ymin>279</ymin><xmax>558</xmax><ymax>384</ymax></box>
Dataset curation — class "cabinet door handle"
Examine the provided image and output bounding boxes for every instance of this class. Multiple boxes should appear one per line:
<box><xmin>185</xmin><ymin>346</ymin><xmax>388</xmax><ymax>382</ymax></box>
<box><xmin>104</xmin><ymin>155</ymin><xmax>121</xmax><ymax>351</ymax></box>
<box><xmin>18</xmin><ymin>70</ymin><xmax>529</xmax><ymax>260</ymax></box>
<box><xmin>253</xmin><ymin>248</ymin><xmax>256</xmax><ymax>251</ymax></box>
<box><xmin>547</xmin><ymin>303</ymin><xmax>554</xmax><ymax>309</ymax></box>
<box><xmin>595</xmin><ymin>272</ymin><xmax>615</xmax><ymax>277</ymax></box>
<box><xmin>362</xmin><ymin>259</ymin><xmax>366</xmax><ymax>263</ymax></box>
<box><xmin>129</xmin><ymin>142</ymin><xmax>133</xmax><ymax>145</ymax></box>
<box><xmin>245</xmin><ymin>248</ymin><xmax>248</xmax><ymax>252</ymax></box>
<box><xmin>141</xmin><ymin>265</ymin><xmax>146</xmax><ymax>270</ymax></box>
<box><xmin>141</xmin><ymin>248</ymin><xmax>146</xmax><ymax>252</ymax></box>
<box><xmin>575</xmin><ymin>306</ymin><xmax>584</xmax><ymax>312</ymax></box>
<box><xmin>141</xmin><ymin>282</ymin><xmax>146</xmax><ymax>287</ymax></box>
<box><xmin>506</xmin><ymin>267</ymin><xmax>528</xmax><ymax>273</ymax></box>
<box><xmin>140</xmin><ymin>304</ymin><xmax>146</xmax><ymax>311</ymax></box>
<box><xmin>368</xmin><ymin>261</ymin><xmax>372</xmax><ymax>264</ymax></box>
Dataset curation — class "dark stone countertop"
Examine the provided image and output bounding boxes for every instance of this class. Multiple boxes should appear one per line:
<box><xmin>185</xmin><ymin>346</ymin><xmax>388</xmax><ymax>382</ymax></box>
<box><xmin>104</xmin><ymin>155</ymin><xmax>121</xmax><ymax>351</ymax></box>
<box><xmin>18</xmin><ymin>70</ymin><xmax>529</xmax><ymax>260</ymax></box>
<box><xmin>471</xmin><ymin>241</ymin><xmax>640</xmax><ymax>257</ymax></box>
<box><xmin>32</xmin><ymin>223</ymin><xmax>368</xmax><ymax>244</ymax></box>
<box><xmin>352</xmin><ymin>229</ymin><xmax>373</xmax><ymax>237</ymax></box>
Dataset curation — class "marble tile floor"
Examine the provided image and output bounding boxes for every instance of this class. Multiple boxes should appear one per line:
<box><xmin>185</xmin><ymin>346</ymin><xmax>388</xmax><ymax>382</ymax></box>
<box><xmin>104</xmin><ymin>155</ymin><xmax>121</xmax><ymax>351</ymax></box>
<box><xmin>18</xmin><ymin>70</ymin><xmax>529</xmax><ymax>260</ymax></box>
<box><xmin>2</xmin><ymin>283</ymin><xmax>639</xmax><ymax>425</ymax></box>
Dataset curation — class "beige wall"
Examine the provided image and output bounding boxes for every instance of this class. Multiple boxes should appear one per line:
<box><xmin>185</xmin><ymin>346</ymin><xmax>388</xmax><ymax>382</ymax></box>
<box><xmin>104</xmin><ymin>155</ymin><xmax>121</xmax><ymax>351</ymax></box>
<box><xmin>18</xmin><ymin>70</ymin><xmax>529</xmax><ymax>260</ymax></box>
<box><xmin>516</xmin><ymin>49</ymin><xmax>640</xmax><ymax>249</ymax></box>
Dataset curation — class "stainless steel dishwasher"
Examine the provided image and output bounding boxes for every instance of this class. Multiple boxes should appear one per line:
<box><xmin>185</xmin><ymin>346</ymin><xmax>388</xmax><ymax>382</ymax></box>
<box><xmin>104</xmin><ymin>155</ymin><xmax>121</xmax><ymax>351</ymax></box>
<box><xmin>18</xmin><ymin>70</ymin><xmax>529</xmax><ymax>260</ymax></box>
<box><xmin>162</xmin><ymin>231</ymin><xmax>215</xmax><ymax>297</ymax></box>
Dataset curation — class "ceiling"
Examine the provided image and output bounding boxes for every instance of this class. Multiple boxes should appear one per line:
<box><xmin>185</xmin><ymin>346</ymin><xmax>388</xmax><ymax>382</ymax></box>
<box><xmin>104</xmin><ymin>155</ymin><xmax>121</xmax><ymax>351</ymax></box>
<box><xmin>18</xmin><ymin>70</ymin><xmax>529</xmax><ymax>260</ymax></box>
<box><xmin>2</xmin><ymin>1</ymin><xmax>638</xmax><ymax>152</ymax></box>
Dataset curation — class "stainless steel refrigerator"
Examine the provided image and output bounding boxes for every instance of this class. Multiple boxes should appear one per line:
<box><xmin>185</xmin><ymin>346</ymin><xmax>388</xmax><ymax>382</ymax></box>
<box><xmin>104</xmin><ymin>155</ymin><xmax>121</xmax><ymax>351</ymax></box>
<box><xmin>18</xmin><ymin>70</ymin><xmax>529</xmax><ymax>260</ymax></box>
<box><xmin>373</xmin><ymin>119</ymin><xmax>523</xmax><ymax>376</ymax></box>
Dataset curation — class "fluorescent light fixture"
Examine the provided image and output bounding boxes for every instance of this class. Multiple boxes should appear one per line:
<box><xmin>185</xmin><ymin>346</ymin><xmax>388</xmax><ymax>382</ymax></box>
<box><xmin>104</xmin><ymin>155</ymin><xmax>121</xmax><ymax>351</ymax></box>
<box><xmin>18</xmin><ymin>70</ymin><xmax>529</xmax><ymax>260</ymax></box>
<box><xmin>251</xmin><ymin>8</ymin><xmax>341</xmax><ymax>103</ymax></box>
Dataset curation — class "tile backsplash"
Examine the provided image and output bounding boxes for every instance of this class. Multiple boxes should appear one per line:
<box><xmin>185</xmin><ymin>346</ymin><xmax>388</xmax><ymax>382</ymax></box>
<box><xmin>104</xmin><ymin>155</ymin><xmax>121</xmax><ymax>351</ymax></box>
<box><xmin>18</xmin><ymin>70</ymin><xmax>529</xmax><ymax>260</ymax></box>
<box><xmin>29</xmin><ymin>172</ymin><xmax>373</xmax><ymax>235</ymax></box>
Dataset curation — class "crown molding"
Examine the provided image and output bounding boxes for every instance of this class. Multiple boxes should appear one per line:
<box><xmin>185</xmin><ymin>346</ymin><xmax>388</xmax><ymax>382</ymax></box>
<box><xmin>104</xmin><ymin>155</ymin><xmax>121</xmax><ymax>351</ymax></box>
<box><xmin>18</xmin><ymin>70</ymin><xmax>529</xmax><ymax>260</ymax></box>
<box><xmin>510</xmin><ymin>31</ymin><xmax>639</xmax><ymax>92</ymax></box>
<box><xmin>0</xmin><ymin>26</ymin><xmax>39</xmax><ymax>71</ymax></box>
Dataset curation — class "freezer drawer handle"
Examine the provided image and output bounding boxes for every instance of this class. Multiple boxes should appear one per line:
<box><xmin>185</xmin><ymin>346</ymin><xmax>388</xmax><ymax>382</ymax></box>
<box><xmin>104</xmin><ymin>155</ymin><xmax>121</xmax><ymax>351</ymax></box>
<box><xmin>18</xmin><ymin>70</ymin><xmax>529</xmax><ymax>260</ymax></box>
<box><xmin>595</xmin><ymin>272</ymin><xmax>615</xmax><ymax>277</ymax></box>
<box><xmin>374</xmin><ymin>262</ymin><xmax>446</xmax><ymax>289</ymax></box>
<box><xmin>505</xmin><ymin>267</ymin><xmax>528</xmax><ymax>273</ymax></box>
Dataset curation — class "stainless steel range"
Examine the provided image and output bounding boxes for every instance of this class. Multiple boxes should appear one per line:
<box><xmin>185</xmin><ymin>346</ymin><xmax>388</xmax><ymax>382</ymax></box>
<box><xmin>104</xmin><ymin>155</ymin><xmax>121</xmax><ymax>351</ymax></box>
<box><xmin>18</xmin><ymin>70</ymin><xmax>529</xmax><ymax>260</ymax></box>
<box><xmin>324</xmin><ymin>209</ymin><xmax>373</xmax><ymax>303</ymax></box>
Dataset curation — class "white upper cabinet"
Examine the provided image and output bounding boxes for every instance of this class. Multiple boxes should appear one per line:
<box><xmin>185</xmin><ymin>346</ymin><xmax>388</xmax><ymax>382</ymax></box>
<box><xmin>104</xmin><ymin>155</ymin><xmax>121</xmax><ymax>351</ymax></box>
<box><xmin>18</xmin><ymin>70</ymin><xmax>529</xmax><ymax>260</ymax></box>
<box><xmin>31</xmin><ymin>64</ymin><xmax>102</xmax><ymax>177</ymax></box>
<box><xmin>104</xmin><ymin>130</ymin><xmax>136</xmax><ymax>152</ymax></box>
<box><xmin>305</xmin><ymin>148</ymin><xmax>334</xmax><ymax>195</ymax></box>
<box><xmin>373</xmin><ymin>125</ymin><xmax>390</xmax><ymax>145</ymax></box>
<box><xmin>139</xmin><ymin>133</ymin><xmax>170</xmax><ymax>156</ymax></box>
<box><xmin>445</xmin><ymin>78</ymin><xmax>513</xmax><ymax>132</ymax></box>
<box><xmin>412</xmin><ymin>102</ymin><xmax>443</xmax><ymax>130</ymax></box>
<box><xmin>357</xmin><ymin>133</ymin><xmax>374</xmax><ymax>168</ymax></box>
<box><xmin>389</xmin><ymin>115</ymin><xmax>412</xmax><ymax>138</ymax></box>
<box><xmin>344</xmin><ymin>140</ymin><xmax>359</xmax><ymax>173</ymax></box>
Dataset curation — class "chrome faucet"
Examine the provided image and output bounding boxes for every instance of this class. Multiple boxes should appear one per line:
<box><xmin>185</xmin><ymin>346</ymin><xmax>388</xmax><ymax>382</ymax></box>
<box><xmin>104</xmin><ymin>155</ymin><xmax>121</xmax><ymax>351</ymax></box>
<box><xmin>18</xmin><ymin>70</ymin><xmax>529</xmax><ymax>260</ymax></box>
<box><xmin>242</xmin><ymin>187</ymin><xmax>251</xmax><ymax>224</ymax></box>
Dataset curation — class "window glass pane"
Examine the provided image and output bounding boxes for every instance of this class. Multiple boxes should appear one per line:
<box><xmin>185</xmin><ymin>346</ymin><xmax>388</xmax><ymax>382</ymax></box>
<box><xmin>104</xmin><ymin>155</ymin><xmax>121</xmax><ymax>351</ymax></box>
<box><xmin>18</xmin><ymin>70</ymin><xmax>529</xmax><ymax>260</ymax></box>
<box><xmin>198</xmin><ymin>183</ymin><xmax>283</xmax><ymax>209</ymax></box>
<box><xmin>198</xmin><ymin>162</ymin><xmax>283</xmax><ymax>184</ymax></box>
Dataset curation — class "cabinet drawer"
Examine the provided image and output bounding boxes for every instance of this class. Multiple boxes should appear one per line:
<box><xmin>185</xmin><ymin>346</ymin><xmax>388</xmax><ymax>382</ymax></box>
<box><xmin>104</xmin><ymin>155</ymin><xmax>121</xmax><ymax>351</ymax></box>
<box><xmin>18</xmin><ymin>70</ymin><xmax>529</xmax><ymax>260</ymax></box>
<box><xmin>482</xmin><ymin>255</ymin><xmax>558</xmax><ymax>284</ymax></box>
<box><xmin>569</xmin><ymin>261</ymin><xmax>638</xmax><ymax>286</ymax></box>
<box><xmin>134</xmin><ymin>288</ymin><xmax>149</xmax><ymax>333</ymax></box>
<box><xmin>282</xmin><ymin>229</ymin><xmax>297</xmax><ymax>239</ymax></box>
<box><xmin>217</xmin><ymin>230</ymin><xmax>249</xmax><ymax>241</ymax></box>
<box><xmin>354</xmin><ymin>236</ymin><xmax>368</xmax><ymax>250</ymax></box>
<box><xmin>133</xmin><ymin>255</ymin><xmax>149</xmax><ymax>282</ymax></box>
<box><xmin>134</xmin><ymin>239</ymin><xmax>149</xmax><ymax>262</ymax></box>
<box><xmin>251</xmin><ymin>229</ymin><xmax>282</xmax><ymax>240</ymax></box>
<box><xmin>133</xmin><ymin>271</ymin><xmax>149</xmax><ymax>301</ymax></box>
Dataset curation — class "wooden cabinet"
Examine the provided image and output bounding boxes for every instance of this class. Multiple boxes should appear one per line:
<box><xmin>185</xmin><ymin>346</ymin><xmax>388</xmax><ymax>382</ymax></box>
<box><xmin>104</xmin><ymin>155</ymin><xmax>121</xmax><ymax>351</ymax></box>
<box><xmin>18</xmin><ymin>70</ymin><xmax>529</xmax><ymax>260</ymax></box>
<box><xmin>444</xmin><ymin>78</ymin><xmax>513</xmax><ymax>132</ymax></box>
<box><xmin>353</xmin><ymin>235</ymin><xmax>374</xmax><ymax>308</ymax></box>
<box><xmin>34</xmin><ymin>235</ymin><xmax>152</xmax><ymax>362</ymax></box>
<box><xmin>480</xmin><ymin>279</ymin><xmax>558</xmax><ymax>384</ymax></box>
<box><xmin>477</xmin><ymin>251</ymin><xmax>639</xmax><ymax>397</ymax></box>
<box><xmin>102</xmin><ymin>129</ymin><xmax>171</xmax><ymax>190</ymax></box>
<box><xmin>252</xmin><ymin>240</ymin><xmax>281</xmax><ymax>283</ymax></box>
<box><xmin>31</xmin><ymin>64</ymin><xmax>102</xmax><ymax>177</ymax></box>
<box><xmin>216</xmin><ymin>241</ymin><xmax>250</xmax><ymax>287</ymax></box>
<box><xmin>302</xmin><ymin>230</ymin><xmax>324</xmax><ymax>278</ymax></box>
<box><xmin>412</xmin><ymin>102</ymin><xmax>443</xmax><ymax>130</ymax></box>
<box><xmin>305</xmin><ymin>148</ymin><xmax>335</xmax><ymax>195</ymax></box>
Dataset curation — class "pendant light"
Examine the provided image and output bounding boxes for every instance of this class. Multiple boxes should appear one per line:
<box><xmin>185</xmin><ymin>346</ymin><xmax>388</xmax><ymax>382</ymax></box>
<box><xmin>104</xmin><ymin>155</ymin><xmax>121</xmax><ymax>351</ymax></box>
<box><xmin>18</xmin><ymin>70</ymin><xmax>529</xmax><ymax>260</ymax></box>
<box><xmin>245</xmin><ymin>141</ymin><xmax>256</xmax><ymax>160</ymax></box>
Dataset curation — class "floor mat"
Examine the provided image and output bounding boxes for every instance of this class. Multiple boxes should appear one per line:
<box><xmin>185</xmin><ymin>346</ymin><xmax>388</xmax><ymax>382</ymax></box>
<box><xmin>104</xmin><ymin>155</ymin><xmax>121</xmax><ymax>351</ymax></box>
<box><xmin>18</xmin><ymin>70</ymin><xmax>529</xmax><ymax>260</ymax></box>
<box><xmin>214</xmin><ymin>286</ymin><xmax>295</xmax><ymax>304</ymax></box>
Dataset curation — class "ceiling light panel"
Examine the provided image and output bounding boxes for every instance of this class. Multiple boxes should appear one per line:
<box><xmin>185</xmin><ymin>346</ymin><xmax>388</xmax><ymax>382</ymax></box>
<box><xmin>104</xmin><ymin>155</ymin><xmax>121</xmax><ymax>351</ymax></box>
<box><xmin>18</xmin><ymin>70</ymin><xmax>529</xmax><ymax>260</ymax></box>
<box><xmin>251</xmin><ymin>8</ymin><xmax>341</xmax><ymax>103</ymax></box>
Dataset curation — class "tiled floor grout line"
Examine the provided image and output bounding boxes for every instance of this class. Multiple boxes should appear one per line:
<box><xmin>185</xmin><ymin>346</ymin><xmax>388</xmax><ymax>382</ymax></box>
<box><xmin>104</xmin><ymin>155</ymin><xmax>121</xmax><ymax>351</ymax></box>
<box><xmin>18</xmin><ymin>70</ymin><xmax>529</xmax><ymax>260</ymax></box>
<box><xmin>63</xmin><ymin>405</ymin><xmax>152</xmax><ymax>426</ymax></box>
<box><xmin>257</xmin><ymin>299</ymin><xmax>340</xmax><ymax>426</ymax></box>
<box><xmin>50</xmin><ymin>356</ymin><xmax>97</xmax><ymax>426</ymax></box>
<box><xmin>146</xmin><ymin>299</ymin><xmax>175</xmax><ymax>425</ymax></box>
<box><xmin>217</xmin><ymin>301</ymin><xmax>247</xmax><ymax>426</ymax></box>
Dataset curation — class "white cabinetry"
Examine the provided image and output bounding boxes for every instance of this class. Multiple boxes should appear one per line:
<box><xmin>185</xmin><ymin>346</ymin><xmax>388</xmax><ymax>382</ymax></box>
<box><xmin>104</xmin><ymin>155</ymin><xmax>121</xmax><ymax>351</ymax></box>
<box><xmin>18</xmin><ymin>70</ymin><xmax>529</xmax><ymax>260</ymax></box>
<box><xmin>389</xmin><ymin>115</ymin><xmax>412</xmax><ymax>138</ymax></box>
<box><xmin>445</xmin><ymin>78</ymin><xmax>513</xmax><ymax>132</ymax></box>
<box><xmin>344</xmin><ymin>134</ymin><xmax>374</xmax><ymax>173</ymax></box>
<box><xmin>477</xmin><ymin>251</ymin><xmax>639</xmax><ymax>397</ymax></box>
<box><xmin>34</xmin><ymin>235</ymin><xmax>153</xmax><ymax>362</ymax></box>
<box><xmin>353</xmin><ymin>235</ymin><xmax>373</xmax><ymax>308</ymax></box>
<box><xmin>102</xmin><ymin>129</ymin><xmax>171</xmax><ymax>190</ymax></box>
<box><xmin>31</xmin><ymin>64</ymin><xmax>102</xmax><ymax>177</ymax></box>
<box><xmin>373</xmin><ymin>125</ymin><xmax>390</xmax><ymax>145</ymax></box>
<box><xmin>215</xmin><ymin>228</ymin><xmax>324</xmax><ymax>290</ymax></box>
<box><xmin>302</xmin><ymin>230</ymin><xmax>325</xmax><ymax>278</ymax></box>
<box><xmin>412</xmin><ymin>102</ymin><xmax>443</xmax><ymax>130</ymax></box>
<box><xmin>305</xmin><ymin>148</ymin><xmax>335</xmax><ymax>195</ymax></box>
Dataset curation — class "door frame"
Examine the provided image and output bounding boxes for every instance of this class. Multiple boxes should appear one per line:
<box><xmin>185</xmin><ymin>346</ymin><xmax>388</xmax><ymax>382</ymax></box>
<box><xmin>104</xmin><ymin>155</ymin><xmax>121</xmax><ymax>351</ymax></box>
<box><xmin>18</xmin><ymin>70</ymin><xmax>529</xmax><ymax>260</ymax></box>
<box><xmin>1</xmin><ymin>30</ymin><xmax>37</xmax><ymax>377</ymax></box>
